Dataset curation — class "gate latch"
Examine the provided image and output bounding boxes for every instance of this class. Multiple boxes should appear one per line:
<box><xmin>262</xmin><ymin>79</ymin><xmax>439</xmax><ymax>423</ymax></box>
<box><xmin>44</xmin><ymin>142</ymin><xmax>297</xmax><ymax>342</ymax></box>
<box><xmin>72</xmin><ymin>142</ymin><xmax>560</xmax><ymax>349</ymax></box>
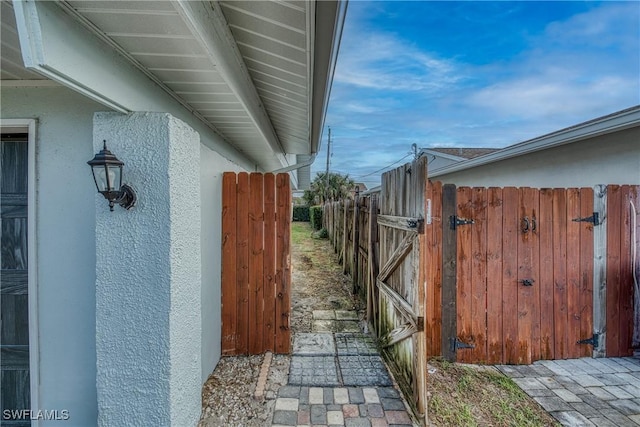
<box><xmin>577</xmin><ymin>333</ymin><xmax>599</xmax><ymax>347</ymax></box>
<box><xmin>450</xmin><ymin>337</ymin><xmax>475</xmax><ymax>352</ymax></box>
<box><xmin>572</xmin><ymin>212</ymin><xmax>600</xmax><ymax>226</ymax></box>
<box><xmin>449</xmin><ymin>216</ymin><xmax>474</xmax><ymax>230</ymax></box>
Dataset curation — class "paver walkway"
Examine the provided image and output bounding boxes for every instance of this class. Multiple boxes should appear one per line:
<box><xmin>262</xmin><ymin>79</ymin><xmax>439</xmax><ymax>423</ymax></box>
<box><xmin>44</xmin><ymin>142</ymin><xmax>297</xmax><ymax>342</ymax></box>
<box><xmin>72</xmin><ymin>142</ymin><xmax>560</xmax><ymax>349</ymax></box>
<box><xmin>497</xmin><ymin>357</ymin><xmax>640</xmax><ymax>426</ymax></box>
<box><xmin>272</xmin><ymin>309</ymin><xmax>415</xmax><ymax>426</ymax></box>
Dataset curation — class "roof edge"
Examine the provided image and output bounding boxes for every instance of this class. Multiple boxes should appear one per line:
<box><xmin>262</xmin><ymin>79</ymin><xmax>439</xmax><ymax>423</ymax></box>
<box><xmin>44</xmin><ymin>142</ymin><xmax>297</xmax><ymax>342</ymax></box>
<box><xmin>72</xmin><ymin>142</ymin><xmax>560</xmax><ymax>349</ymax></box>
<box><xmin>430</xmin><ymin>105</ymin><xmax>640</xmax><ymax>177</ymax></box>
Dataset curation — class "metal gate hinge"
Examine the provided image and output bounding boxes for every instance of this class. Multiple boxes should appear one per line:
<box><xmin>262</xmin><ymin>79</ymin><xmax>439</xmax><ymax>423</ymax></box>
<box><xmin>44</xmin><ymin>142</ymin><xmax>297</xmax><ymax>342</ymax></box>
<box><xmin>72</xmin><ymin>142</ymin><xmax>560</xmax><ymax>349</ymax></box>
<box><xmin>572</xmin><ymin>212</ymin><xmax>600</xmax><ymax>226</ymax></box>
<box><xmin>449</xmin><ymin>215</ymin><xmax>474</xmax><ymax>230</ymax></box>
<box><xmin>450</xmin><ymin>337</ymin><xmax>475</xmax><ymax>352</ymax></box>
<box><xmin>577</xmin><ymin>333</ymin><xmax>599</xmax><ymax>347</ymax></box>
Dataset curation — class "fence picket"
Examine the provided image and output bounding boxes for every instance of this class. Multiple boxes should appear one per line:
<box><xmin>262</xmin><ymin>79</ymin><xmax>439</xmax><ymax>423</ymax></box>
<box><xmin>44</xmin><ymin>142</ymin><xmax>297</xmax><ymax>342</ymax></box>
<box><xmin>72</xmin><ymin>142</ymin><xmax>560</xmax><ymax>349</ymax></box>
<box><xmin>486</xmin><ymin>187</ymin><xmax>503</xmax><ymax>364</ymax></box>
<box><xmin>275</xmin><ymin>174</ymin><xmax>291</xmax><ymax>354</ymax></box>
<box><xmin>579</xmin><ymin>187</ymin><xmax>595</xmax><ymax>357</ymax></box>
<box><xmin>236</xmin><ymin>172</ymin><xmax>250</xmax><ymax>354</ymax></box>
<box><xmin>502</xmin><ymin>187</ymin><xmax>519</xmax><ymax>364</ymax></box>
<box><xmin>552</xmin><ymin>189</ymin><xmax>569</xmax><ymax>359</ymax></box>
<box><xmin>539</xmin><ymin>189</ymin><xmax>555</xmax><ymax>360</ymax></box>
<box><xmin>566</xmin><ymin>188</ymin><xmax>582</xmax><ymax>359</ymax></box>
<box><xmin>263</xmin><ymin>173</ymin><xmax>276</xmax><ymax>352</ymax></box>
<box><xmin>221</xmin><ymin>173</ymin><xmax>237</xmax><ymax>354</ymax></box>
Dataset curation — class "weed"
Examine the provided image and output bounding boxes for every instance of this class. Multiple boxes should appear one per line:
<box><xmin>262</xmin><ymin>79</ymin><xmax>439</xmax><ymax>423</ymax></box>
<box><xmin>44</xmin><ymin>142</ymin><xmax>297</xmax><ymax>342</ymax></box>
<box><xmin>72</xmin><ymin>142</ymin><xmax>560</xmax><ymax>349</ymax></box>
<box><xmin>428</xmin><ymin>358</ymin><xmax>560</xmax><ymax>427</ymax></box>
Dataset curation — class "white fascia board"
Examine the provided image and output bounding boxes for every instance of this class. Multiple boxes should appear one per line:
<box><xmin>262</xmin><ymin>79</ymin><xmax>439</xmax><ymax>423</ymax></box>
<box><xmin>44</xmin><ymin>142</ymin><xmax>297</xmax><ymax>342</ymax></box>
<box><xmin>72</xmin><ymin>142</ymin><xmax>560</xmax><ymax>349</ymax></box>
<box><xmin>419</xmin><ymin>148</ymin><xmax>467</xmax><ymax>162</ymax></box>
<box><xmin>11</xmin><ymin>0</ymin><xmax>257</xmax><ymax>171</ymax></box>
<box><xmin>172</xmin><ymin>1</ymin><xmax>286</xmax><ymax>161</ymax></box>
<box><xmin>310</xmin><ymin>0</ymin><xmax>347</xmax><ymax>155</ymax></box>
<box><xmin>430</xmin><ymin>107</ymin><xmax>640</xmax><ymax>177</ymax></box>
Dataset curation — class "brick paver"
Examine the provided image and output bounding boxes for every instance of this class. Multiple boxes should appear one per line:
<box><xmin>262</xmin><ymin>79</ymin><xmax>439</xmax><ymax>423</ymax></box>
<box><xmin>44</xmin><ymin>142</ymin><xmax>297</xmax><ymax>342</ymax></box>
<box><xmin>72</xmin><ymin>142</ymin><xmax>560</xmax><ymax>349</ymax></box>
<box><xmin>272</xmin><ymin>309</ymin><xmax>416</xmax><ymax>426</ymax></box>
<box><xmin>498</xmin><ymin>357</ymin><xmax>640</xmax><ymax>427</ymax></box>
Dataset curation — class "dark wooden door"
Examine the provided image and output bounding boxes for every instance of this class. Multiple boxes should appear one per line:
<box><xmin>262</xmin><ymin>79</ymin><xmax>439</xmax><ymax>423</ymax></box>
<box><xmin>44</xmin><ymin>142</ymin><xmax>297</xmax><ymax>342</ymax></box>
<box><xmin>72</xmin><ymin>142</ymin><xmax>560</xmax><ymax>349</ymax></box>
<box><xmin>1</xmin><ymin>133</ymin><xmax>30</xmax><ymax>426</ymax></box>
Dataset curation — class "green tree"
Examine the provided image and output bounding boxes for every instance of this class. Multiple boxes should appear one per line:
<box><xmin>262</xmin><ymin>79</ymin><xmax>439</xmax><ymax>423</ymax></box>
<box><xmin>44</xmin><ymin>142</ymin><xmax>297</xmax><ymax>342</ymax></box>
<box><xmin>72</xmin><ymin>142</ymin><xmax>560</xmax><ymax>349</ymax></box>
<box><xmin>303</xmin><ymin>172</ymin><xmax>355</xmax><ymax>205</ymax></box>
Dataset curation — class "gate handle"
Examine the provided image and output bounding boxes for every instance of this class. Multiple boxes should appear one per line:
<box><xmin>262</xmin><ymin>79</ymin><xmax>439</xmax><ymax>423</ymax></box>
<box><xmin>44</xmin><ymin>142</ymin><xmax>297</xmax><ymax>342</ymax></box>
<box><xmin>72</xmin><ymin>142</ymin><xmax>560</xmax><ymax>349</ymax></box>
<box><xmin>521</xmin><ymin>216</ymin><xmax>530</xmax><ymax>233</ymax></box>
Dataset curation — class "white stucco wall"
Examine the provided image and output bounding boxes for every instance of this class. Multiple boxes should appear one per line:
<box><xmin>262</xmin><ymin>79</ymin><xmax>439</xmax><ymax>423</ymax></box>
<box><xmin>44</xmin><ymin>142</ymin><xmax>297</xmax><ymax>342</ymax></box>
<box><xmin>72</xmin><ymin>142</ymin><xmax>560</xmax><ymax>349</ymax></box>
<box><xmin>1</xmin><ymin>84</ymin><xmax>253</xmax><ymax>425</ymax></box>
<box><xmin>200</xmin><ymin>146</ymin><xmax>246</xmax><ymax>381</ymax></box>
<box><xmin>93</xmin><ymin>112</ymin><xmax>202</xmax><ymax>427</ymax></box>
<box><xmin>0</xmin><ymin>86</ymin><xmax>103</xmax><ymax>426</ymax></box>
<box><xmin>432</xmin><ymin>127</ymin><xmax>640</xmax><ymax>187</ymax></box>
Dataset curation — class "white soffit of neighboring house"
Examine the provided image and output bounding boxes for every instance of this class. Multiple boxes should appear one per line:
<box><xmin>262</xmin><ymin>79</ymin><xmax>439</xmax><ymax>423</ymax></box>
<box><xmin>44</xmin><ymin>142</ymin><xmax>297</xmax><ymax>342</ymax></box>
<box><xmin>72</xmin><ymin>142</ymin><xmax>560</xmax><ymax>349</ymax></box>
<box><xmin>5</xmin><ymin>0</ymin><xmax>345</xmax><ymax>171</ymax></box>
<box><xmin>430</xmin><ymin>106</ymin><xmax>640</xmax><ymax>177</ymax></box>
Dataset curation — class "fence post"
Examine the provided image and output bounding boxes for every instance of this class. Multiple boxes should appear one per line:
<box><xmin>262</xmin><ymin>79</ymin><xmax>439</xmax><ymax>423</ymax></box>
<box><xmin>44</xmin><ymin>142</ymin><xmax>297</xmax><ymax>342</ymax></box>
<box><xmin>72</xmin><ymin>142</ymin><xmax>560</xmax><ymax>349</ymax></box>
<box><xmin>441</xmin><ymin>184</ymin><xmax>457</xmax><ymax>362</ymax></box>
<box><xmin>368</xmin><ymin>194</ymin><xmax>379</xmax><ymax>329</ymax></box>
<box><xmin>593</xmin><ymin>185</ymin><xmax>607</xmax><ymax>357</ymax></box>
<box><xmin>352</xmin><ymin>195</ymin><xmax>360</xmax><ymax>293</ymax></box>
<box><xmin>342</xmin><ymin>199</ymin><xmax>349</xmax><ymax>270</ymax></box>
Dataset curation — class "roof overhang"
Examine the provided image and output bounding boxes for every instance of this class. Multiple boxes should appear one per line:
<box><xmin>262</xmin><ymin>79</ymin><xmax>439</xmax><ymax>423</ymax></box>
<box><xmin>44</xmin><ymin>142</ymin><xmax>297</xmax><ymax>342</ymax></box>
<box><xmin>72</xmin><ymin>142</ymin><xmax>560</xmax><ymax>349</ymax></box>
<box><xmin>3</xmin><ymin>0</ymin><xmax>347</xmax><ymax>171</ymax></box>
<box><xmin>430</xmin><ymin>106</ymin><xmax>640</xmax><ymax>177</ymax></box>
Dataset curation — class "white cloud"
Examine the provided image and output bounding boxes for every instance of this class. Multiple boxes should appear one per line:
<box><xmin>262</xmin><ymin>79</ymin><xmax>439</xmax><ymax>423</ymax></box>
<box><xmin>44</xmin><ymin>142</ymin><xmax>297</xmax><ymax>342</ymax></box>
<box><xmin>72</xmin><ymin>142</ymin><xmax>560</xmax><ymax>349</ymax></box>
<box><xmin>334</xmin><ymin>31</ymin><xmax>462</xmax><ymax>93</ymax></box>
<box><xmin>462</xmin><ymin>2</ymin><xmax>639</xmax><ymax>132</ymax></box>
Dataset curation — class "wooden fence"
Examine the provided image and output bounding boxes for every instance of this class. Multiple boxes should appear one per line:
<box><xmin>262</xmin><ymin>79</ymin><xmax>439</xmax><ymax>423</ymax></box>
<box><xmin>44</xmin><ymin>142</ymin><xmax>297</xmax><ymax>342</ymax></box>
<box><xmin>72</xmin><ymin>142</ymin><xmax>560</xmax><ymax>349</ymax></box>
<box><xmin>325</xmin><ymin>181</ymin><xmax>639</xmax><ymax>364</ymax></box>
<box><xmin>221</xmin><ymin>172</ymin><xmax>291</xmax><ymax>355</ymax></box>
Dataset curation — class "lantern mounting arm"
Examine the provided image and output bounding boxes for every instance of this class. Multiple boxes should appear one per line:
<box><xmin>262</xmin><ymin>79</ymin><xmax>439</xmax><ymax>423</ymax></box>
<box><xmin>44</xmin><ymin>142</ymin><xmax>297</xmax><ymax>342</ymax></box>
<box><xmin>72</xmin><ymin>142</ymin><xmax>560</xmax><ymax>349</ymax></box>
<box><xmin>109</xmin><ymin>184</ymin><xmax>137</xmax><ymax>211</ymax></box>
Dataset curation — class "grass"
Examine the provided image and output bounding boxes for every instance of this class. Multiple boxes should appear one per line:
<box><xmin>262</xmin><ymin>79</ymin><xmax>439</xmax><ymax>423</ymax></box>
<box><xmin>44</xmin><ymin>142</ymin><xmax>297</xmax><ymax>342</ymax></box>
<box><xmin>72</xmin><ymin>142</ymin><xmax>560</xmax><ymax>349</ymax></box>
<box><xmin>428</xmin><ymin>358</ymin><xmax>560</xmax><ymax>427</ymax></box>
<box><xmin>291</xmin><ymin>221</ymin><xmax>308</xmax><ymax>246</ymax></box>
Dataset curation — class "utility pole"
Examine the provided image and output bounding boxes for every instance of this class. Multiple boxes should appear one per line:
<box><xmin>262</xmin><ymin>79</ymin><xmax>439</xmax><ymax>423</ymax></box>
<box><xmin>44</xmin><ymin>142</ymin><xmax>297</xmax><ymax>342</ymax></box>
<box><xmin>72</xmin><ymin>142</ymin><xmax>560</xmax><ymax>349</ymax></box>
<box><xmin>324</xmin><ymin>127</ymin><xmax>331</xmax><ymax>202</ymax></box>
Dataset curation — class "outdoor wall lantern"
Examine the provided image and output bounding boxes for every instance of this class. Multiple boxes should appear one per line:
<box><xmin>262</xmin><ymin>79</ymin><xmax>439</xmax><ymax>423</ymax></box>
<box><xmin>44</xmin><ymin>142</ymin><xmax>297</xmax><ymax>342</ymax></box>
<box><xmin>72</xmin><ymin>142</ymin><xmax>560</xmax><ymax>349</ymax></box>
<box><xmin>87</xmin><ymin>140</ymin><xmax>137</xmax><ymax>211</ymax></box>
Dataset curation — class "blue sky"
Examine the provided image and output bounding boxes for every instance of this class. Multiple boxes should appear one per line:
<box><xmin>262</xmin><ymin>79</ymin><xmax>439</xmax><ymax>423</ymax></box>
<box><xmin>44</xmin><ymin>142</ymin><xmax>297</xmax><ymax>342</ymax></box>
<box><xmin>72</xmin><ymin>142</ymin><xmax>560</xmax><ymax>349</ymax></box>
<box><xmin>313</xmin><ymin>1</ymin><xmax>640</xmax><ymax>188</ymax></box>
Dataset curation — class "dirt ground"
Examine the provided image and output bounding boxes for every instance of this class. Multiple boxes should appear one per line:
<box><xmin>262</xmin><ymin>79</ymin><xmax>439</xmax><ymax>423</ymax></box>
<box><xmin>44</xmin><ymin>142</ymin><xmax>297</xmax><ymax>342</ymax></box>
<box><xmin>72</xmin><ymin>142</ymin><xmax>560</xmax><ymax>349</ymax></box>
<box><xmin>199</xmin><ymin>221</ymin><xmax>559</xmax><ymax>427</ymax></box>
<box><xmin>289</xmin><ymin>223</ymin><xmax>363</xmax><ymax>333</ymax></box>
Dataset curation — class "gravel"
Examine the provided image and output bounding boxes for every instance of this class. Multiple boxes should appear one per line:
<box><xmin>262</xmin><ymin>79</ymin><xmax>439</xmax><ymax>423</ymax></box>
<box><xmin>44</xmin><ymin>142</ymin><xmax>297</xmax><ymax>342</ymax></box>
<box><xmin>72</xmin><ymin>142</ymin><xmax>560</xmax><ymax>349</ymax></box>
<box><xmin>198</xmin><ymin>354</ymin><xmax>290</xmax><ymax>427</ymax></box>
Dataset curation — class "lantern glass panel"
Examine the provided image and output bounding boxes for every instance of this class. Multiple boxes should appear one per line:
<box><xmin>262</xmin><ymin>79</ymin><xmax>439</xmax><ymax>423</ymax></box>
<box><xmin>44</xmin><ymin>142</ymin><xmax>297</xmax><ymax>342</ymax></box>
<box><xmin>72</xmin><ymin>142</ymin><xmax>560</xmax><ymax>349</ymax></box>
<box><xmin>92</xmin><ymin>164</ymin><xmax>122</xmax><ymax>192</ymax></box>
<box><xmin>93</xmin><ymin>164</ymin><xmax>122</xmax><ymax>192</ymax></box>
<box><xmin>93</xmin><ymin>165</ymin><xmax>109</xmax><ymax>192</ymax></box>
<box><xmin>107</xmin><ymin>164</ymin><xmax>122</xmax><ymax>190</ymax></box>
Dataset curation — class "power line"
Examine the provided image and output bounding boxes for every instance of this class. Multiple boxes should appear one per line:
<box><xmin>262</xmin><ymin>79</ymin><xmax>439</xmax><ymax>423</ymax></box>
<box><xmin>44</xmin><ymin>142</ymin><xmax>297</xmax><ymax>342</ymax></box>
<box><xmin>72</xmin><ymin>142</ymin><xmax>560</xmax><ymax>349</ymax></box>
<box><xmin>351</xmin><ymin>153</ymin><xmax>413</xmax><ymax>179</ymax></box>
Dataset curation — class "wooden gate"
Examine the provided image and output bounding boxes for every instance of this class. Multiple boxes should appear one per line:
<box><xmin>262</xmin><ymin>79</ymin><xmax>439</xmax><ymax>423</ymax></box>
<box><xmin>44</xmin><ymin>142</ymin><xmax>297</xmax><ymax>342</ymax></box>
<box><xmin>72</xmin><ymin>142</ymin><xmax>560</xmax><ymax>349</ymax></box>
<box><xmin>221</xmin><ymin>172</ymin><xmax>291</xmax><ymax>355</ymax></box>
<box><xmin>426</xmin><ymin>183</ymin><xmax>639</xmax><ymax>364</ymax></box>
<box><xmin>373</xmin><ymin>157</ymin><xmax>428</xmax><ymax>421</ymax></box>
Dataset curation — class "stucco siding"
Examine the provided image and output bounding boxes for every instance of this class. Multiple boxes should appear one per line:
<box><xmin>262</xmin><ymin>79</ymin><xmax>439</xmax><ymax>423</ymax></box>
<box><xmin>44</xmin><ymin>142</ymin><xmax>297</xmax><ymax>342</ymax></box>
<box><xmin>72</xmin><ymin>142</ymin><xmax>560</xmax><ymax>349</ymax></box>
<box><xmin>0</xmin><ymin>85</ymin><xmax>255</xmax><ymax>425</ymax></box>
<box><xmin>433</xmin><ymin>126</ymin><xmax>640</xmax><ymax>187</ymax></box>
<box><xmin>94</xmin><ymin>112</ymin><xmax>202</xmax><ymax>426</ymax></box>
<box><xmin>0</xmin><ymin>86</ymin><xmax>103</xmax><ymax>426</ymax></box>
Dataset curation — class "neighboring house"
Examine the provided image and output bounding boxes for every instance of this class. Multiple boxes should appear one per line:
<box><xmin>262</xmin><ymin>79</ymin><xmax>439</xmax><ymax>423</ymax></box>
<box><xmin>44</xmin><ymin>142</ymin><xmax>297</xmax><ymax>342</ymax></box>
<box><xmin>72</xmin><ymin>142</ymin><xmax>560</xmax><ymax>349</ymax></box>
<box><xmin>350</xmin><ymin>182</ymin><xmax>368</xmax><ymax>198</ymax></box>
<box><xmin>0</xmin><ymin>1</ymin><xmax>346</xmax><ymax>426</ymax></box>
<box><xmin>430</xmin><ymin>106</ymin><xmax>640</xmax><ymax>187</ymax></box>
<box><xmin>420</xmin><ymin>147</ymin><xmax>499</xmax><ymax>172</ymax></box>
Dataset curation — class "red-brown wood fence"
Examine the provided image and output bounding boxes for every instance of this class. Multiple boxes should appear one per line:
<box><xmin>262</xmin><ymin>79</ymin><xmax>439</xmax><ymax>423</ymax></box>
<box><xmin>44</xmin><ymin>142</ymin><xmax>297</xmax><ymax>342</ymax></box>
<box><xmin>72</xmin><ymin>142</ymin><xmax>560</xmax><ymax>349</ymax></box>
<box><xmin>221</xmin><ymin>172</ymin><xmax>291</xmax><ymax>355</ymax></box>
<box><xmin>426</xmin><ymin>183</ymin><xmax>639</xmax><ymax>364</ymax></box>
<box><xmin>326</xmin><ymin>180</ymin><xmax>639</xmax><ymax>366</ymax></box>
<box><xmin>605</xmin><ymin>185</ymin><xmax>640</xmax><ymax>357</ymax></box>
